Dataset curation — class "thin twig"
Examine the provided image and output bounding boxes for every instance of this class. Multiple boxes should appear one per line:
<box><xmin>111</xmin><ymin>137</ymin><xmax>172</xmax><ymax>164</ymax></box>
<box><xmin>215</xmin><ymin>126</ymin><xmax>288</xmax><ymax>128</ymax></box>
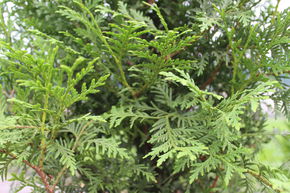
<box><xmin>148</xmin><ymin>0</ymin><xmax>155</xmax><ymax>4</ymax></box>
<box><xmin>246</xmin><ymin>169</ymin><xmax>282</xmax><ymax>193</ymax></box>
<box><xmin>200</xmin><ymin>64</ymin><xmax>221</xmax><ymax>90</ymax></box>
<box><xmin>210</xmin><ymin>175</ymin><xmax>219</xmax><ymax>193</ymax></box>
<box><xmin>0</xmin><ymin>149</ymin><xmax>54</xmax><ymax>193</ymax></box>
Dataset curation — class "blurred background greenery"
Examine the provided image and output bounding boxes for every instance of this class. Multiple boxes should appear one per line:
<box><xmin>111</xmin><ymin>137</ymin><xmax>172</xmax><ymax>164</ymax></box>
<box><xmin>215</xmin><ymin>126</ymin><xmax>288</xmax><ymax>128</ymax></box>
<box><xmin>257</xmin><ymin>118</ymin><xmax>290</xmax><ymax>191</ymax></box>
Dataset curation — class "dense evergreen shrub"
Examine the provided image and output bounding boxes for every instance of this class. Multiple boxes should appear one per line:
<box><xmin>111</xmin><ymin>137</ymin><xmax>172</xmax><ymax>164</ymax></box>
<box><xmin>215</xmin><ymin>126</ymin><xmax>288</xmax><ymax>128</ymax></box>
<box><xmin>0</xmin><ymin>0</ymin><xmax>289</xmax><ymax>192</ymax></box>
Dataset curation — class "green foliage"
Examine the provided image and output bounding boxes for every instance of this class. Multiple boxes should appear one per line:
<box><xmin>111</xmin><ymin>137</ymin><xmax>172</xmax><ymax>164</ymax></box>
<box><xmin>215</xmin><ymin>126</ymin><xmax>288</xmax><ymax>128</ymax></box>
<box><xmin>0</xmin><ymin>0</ymin><xmax>289</xmax><ymax>192</ymax></box>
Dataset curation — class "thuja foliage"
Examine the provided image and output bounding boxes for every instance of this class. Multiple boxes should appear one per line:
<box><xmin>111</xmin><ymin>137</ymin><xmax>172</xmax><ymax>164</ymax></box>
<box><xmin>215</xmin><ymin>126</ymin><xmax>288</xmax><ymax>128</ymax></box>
<box><xmin>0</xmin><ymin>0</ymin><xmax>289</xmax><ymax>192</ymax></box>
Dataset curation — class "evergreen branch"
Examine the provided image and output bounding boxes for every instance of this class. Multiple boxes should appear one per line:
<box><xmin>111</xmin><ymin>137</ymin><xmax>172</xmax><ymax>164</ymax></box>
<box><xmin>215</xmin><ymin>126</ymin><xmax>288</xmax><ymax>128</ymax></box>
<box><xmin>246</xmin><ymin>169</ymin><xmax>282</xmax><ymax>193</ymax></box>
<box><xmin>0</xmin><ymin>125</ymin><xmax>38</xmax><ymax>130</ymax></box>
<box><xmin>52</xmin><ymin>120</ymin><xmax>94</xmax><ymax>190</ymax></box>
<box><xmin>0</xmin><ymin>149</ymin><xmax>54</xmax><ymax>193</ymax></box>
<box><xmin>39</xmin><ymin>47</ymin><xmax>57</xmax><ymax>169</ymax></box>
<box><xmin>39</xmin><ymin>91</ymin><xmax>49</xmax><ymax>169</ymax></box>
<box><xmin>144</xmin><ymin>2</ymin><xmax>168</xmax><ymax>32</ymax></box>
<box><xmin>1</xmin><ymin>0</ymin><xmax>289</xmax><ymax>192</ymax></box>
<box><xmin>73</xmin><ymin>1</ymin><xmax>133</xmax><ymax>95</ymax></box>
